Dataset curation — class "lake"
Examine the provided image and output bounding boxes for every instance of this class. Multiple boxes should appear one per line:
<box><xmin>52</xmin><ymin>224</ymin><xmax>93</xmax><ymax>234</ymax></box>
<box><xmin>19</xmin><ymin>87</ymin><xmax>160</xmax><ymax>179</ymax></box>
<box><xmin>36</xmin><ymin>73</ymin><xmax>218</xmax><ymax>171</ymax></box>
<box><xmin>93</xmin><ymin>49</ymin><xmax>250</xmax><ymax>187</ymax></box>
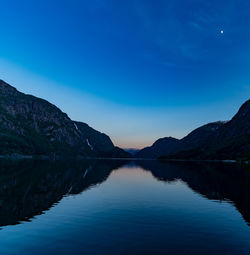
<box><xmin>0</xmin><ymin>159</ymin><xmax>249</xmax><ymax>254</ymax></box>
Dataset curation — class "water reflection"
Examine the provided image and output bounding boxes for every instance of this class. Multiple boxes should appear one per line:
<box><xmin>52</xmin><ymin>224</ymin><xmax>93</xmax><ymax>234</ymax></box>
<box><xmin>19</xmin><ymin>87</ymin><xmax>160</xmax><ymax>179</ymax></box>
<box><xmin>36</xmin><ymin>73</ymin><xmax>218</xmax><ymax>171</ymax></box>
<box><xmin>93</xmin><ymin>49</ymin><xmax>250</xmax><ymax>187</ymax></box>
<box><xmin>0</xmin><ymin>159</ymin><xmax>126</xmax><ymax>227</ymax></box>
<box><xmin>0</xmin><ymin>159</ymin><xmax>249</xmax><ymax>228</ymax></box>
<box><xmin>138</xmin><ymin>160</ymin><xmax>250</xmax><ymax>226</ymax></box>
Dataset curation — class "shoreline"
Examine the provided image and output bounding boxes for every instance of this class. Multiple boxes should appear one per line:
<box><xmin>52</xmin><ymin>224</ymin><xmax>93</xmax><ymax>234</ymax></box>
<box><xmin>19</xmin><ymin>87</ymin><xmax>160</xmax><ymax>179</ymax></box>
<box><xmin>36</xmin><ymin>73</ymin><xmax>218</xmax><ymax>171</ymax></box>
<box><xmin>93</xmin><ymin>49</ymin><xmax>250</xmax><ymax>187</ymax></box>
<box><xmin>0</xmin><ymin>154</ymin><xmax>249</xmax><ymax>164</ymax></box>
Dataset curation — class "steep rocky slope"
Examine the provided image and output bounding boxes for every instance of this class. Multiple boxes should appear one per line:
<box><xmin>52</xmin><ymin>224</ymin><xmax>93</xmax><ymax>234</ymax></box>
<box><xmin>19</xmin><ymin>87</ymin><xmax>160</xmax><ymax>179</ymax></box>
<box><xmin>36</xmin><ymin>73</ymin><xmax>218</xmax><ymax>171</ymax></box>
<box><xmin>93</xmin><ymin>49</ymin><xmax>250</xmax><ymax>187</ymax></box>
<box><xmin>136</xmin><ymin>100</ymin><xmax>250</xmax><ymax>160</ymax></box>
<box><xmin>0</xmin><ymin>80</ymin><xmax>130</xmax><ymax>158</ymax></box>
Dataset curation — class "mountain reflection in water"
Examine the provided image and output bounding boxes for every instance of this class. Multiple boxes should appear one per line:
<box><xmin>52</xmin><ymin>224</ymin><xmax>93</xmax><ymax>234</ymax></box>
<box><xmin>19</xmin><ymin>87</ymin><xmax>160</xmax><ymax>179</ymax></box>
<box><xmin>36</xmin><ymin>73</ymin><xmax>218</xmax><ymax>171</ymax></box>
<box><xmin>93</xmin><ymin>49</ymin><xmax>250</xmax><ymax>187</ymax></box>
<box><xmin>0</xmin><ymin>159</ymin><xmax>250</xmax><ymax>255</ymax></box>
<box><xmin>0</xmin><ymin>159</ymin><xmax>249</xmax><ymax>227</ymax></box>
<box><xmin>0</xmin><ymin>159</ymin><xmax>125</xmax><ymax>227</ymax></box>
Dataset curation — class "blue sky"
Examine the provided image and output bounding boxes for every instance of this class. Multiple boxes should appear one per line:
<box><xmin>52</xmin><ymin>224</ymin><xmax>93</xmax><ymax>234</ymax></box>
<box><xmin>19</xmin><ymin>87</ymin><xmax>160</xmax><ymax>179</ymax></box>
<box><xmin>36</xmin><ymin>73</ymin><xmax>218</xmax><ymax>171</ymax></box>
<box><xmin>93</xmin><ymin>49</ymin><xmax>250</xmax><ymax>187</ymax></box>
<box><xmin>0</xmin><ymin>0</ymin><xmax>249</xmax><ymax>148</ymax></box>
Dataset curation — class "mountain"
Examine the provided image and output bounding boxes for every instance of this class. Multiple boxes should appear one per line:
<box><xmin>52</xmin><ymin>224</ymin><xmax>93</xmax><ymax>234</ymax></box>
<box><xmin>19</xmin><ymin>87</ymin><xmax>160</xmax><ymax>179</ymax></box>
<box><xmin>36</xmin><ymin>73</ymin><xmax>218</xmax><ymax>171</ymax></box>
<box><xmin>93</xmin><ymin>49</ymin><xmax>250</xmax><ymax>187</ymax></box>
<box><xmin>136</xmin><ymin>99</ymin><xmax>250</xmax><ymax>160</ymax></box>
<box><xmin>177</xmin><ymin>121</ymin><xmax>226</xmax><ymax>151</ymax></box>
<box><xmin>123</xmin><ymin>148</ymin><xmax>140</xmax><ymax>155</ymax></box>
<box><xmin>0</xmin><ymin>79</ymin><xmax>130</xmax><ymax>158</ymax></box>
<box><xmin>136</xmin><ymin>137</ymin><xmax>179</xmax><ymax>158</ymax></box>
<box><xmin>136</xmin><ymin>122</ymin><xmax>224</xmax><ymax>159</ymax></box>
<box><xmin>194</xmin><ymin>99</ymin><xmax>250</xmax><ymax>160</ymax></box>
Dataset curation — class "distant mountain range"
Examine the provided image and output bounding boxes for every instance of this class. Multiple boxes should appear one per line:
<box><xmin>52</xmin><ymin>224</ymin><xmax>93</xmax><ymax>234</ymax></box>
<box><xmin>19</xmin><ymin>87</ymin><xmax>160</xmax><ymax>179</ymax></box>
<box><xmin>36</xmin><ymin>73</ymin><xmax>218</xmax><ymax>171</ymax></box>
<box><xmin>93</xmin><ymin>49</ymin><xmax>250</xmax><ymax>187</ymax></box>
<box><xmin>136</xmin><ymin>99</ymin><xmax>250</xmax><ymax>160</ymax></box>
<box><xmin>124</xmin><ymin>148</ymin><xmax>140</xmax><ymax>155</ymax></box>
<box><xmin>1</xmin><ymin>79</ymin><xmax>249</xmax><ymax>160</ymax></box>
<box><xmin>0</xmin><ymin>80</ymin><xmax>130</xmax><ymax>158</ymax></box>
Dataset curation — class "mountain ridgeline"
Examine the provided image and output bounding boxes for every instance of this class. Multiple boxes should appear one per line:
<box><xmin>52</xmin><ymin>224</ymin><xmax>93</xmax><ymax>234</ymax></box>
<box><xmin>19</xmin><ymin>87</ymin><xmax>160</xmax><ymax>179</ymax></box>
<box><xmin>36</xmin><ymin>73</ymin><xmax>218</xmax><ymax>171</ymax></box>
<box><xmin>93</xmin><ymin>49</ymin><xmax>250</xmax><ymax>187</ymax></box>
<box><xmin>136</xmin><ymin>99</ymin><xmax>250</xmax><ymax>160</ymax></box>
<box><xmin>0</xmin><ymin>80</ymin><xmax>130</xmax><ymax>158</ymax></box>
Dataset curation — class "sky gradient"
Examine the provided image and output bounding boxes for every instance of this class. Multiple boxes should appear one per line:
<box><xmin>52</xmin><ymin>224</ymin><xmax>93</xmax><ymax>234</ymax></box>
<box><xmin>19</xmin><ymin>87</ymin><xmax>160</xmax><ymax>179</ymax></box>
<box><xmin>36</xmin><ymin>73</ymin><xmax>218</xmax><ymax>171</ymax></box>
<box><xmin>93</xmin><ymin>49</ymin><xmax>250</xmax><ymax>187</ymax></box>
<box><xmin>0</xmin><ymin>0</ymin><xmax>249</xmax><ymax>148</ymax></box>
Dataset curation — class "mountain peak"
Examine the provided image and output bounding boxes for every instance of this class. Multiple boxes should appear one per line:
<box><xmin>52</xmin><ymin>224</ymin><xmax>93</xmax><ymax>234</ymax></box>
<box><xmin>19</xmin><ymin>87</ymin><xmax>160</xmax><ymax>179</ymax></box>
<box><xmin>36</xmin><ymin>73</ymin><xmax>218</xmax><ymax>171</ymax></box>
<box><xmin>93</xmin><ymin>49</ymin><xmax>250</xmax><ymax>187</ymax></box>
<box><xmin>0</xmin><ymin>80</ymin><xmax>18</xmax><ymax>94</ymax></box>
<box><xmin>136</xmin><ymin>99</ymin><xmax>250</xmax><ymax>160</ymax></box>
<box><xmin>0</xmin><ymin>79</ymin><xmax>130</xmax><ymax>158</ymax></box>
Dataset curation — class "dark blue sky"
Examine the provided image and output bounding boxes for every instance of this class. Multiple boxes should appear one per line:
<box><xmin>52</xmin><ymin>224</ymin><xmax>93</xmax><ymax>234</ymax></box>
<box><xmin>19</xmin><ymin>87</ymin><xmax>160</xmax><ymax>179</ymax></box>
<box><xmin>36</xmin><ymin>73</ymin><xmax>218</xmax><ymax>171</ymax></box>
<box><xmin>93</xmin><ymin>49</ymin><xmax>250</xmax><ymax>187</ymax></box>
<box><xmin>0</xmin><ymin>0</ymin><xmax>249</xmax><ymax>148</ymax></box>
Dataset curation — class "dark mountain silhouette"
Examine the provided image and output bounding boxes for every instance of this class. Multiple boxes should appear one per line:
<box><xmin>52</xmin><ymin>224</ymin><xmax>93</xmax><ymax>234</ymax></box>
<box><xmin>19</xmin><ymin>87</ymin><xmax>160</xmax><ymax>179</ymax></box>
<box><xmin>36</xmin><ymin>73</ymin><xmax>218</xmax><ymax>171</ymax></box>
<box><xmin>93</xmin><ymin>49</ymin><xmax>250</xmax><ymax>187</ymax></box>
<box><xmin>123</xmin><ymin>148</ymin><xmax>140</xmax><ymax>155</ymax></box>
<box><xmin>136</xmin><ymin>122</ymin><xmax>225</xmax><ymax>159</ymax></box>
<box><xmin>136</xmin><ymin>99</ymin><xmax>250</xmax><ymax>160</ymax></box>
<box><xmin>0</xmin><ymin>80</ymin><xmax>130</xmax><ymax>158</ymax></box>
<box><xmin>136</xmin><ymin>137</ymin><xmax>180</xmax><ymax>158</ymax></box>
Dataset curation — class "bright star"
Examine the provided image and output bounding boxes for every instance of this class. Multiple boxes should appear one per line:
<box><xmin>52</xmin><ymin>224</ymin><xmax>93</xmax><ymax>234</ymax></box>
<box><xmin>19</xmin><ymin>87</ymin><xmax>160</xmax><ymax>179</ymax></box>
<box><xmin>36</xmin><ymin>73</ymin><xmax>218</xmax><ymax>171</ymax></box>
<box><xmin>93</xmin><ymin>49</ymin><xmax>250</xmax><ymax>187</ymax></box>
<box><xmin>220</xmin><ymin>30</ymin><xmax>224</xmax><ymax>34</ymax></box>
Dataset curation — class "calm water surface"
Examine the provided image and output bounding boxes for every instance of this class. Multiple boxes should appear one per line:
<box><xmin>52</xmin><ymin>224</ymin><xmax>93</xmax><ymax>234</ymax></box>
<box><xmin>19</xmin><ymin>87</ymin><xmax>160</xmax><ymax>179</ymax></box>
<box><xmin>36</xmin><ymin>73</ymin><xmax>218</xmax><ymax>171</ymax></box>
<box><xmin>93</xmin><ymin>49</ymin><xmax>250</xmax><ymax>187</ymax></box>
<box><xmin>0</xmin><ymin>159</ymin><xmax>249</xmax><ymax>254</ymax></box>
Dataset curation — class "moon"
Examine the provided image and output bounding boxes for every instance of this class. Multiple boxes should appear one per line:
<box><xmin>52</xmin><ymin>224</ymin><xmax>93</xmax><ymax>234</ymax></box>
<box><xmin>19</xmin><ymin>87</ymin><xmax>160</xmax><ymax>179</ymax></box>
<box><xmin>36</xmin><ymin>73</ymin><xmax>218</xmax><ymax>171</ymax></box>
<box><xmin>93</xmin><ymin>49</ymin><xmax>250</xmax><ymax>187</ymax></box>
<box><xmin>220</xmin><ymin>30</ymin><xmax>224</xmax><ymax>34</ymax></box>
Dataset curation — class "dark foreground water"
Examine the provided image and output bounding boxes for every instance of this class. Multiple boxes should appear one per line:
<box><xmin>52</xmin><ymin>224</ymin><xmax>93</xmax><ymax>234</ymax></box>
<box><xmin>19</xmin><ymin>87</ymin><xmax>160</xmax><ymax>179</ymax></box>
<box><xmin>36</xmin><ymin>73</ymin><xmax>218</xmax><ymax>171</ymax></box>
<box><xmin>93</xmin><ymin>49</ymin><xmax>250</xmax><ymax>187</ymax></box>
<box><xmin>0</xmin><ymin>159</ymin><xmax>249</xmax><ymax>255</ymax></box>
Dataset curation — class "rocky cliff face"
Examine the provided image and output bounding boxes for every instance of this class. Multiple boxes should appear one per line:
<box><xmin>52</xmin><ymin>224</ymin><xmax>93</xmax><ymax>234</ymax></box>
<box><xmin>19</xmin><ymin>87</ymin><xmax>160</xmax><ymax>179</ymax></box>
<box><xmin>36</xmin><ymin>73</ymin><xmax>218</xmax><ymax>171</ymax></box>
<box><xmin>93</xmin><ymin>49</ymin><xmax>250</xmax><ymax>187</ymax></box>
<box><xmin>196</xmin><ymin>99</ymin><xmax>250</xmax><ymax>159</ymax></box>
<box><xmin>74</xmin><ymin>121</ymin><xmax>131</xmax><ymax>158</ymax></box>
<box><xmin>136</xmin><ymin>99</ymin><xmax>250</xmax><ymax>160</ymax></box>
<box><xmin>0</xmin><ymin>80</ymin><xmax>130</xmax><ymax>158</ymax></box>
